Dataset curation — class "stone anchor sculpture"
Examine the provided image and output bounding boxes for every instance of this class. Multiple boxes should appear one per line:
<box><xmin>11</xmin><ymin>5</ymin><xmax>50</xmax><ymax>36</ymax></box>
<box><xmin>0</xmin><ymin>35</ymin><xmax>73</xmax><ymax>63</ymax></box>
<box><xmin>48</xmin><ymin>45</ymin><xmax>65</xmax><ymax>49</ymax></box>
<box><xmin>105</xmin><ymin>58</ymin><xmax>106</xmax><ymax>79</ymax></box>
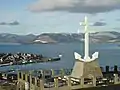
<box><xmin>71</xmin><ymin>16</ymin><xmax>103</xmax><ymax>79</ymax></box>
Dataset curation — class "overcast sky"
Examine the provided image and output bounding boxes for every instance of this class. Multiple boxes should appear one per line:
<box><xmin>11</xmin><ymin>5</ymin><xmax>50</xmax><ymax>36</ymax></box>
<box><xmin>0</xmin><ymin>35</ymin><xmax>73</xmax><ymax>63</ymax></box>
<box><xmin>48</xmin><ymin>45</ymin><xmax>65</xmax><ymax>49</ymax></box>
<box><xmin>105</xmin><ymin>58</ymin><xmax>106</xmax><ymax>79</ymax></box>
<box><xmin>0</xmin><ymin>0</ymin><xmax>120</xmax><ymax>35</ymax></box>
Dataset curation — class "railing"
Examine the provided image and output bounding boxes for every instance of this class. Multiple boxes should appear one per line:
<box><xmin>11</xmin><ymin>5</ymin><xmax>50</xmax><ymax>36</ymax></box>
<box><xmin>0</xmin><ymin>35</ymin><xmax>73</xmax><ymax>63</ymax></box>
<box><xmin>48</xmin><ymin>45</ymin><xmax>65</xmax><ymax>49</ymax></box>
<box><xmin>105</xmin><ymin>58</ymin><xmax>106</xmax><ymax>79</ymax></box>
<box><xmin>16</xmin><ymin>66</ymin><xmax>120</xmax><ymax>90</ymax></box>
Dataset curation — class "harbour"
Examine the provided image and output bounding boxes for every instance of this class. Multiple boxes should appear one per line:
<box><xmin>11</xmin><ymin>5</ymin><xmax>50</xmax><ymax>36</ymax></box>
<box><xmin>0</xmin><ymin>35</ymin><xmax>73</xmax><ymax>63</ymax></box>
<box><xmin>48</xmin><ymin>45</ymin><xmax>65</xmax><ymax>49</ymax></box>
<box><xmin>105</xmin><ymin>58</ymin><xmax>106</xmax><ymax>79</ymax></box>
<box><xmin>1</xmin><ymin>0</ymin><xmax>120</xmax><ymax>89</ymax></box>
<box><xmin>1</xmin><ymin>17</ymin><xmax>120</xmax><ymax>90</ymax></box>
<box><xmin>0</xmin><ymin>43</ymin><xmax>120</xmax><ymax>70</ymax></box>
<box><xmin>0</xmin><ymin>52</ymin><xmax>60</xmax><ymax>67</ymax></box>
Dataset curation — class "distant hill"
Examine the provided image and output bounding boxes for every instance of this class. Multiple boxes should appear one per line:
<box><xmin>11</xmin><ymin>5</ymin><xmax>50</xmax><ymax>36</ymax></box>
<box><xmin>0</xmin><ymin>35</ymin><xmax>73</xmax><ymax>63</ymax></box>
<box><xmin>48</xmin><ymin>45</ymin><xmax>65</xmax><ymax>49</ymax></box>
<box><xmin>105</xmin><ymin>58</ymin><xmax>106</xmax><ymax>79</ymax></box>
<box><xmin>0</xmin><ymin>31</ymin><xmax>120</xmax><ymax>44</ymax></box>
<box><xmin>0</xmin><ymin>33</ymin><xmax>36</xmax><ymax>44</ymax></box>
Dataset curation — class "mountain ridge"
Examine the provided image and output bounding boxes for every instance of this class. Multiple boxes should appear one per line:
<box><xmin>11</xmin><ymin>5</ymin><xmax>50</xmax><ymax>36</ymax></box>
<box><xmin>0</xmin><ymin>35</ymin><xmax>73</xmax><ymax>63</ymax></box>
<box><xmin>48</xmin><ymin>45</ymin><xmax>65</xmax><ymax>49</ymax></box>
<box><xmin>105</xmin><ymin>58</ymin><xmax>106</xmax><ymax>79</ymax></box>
<box><xmin>0</xmin><ymin>31</ymin><xmax>120</xmax><ymax>44</ymax></box>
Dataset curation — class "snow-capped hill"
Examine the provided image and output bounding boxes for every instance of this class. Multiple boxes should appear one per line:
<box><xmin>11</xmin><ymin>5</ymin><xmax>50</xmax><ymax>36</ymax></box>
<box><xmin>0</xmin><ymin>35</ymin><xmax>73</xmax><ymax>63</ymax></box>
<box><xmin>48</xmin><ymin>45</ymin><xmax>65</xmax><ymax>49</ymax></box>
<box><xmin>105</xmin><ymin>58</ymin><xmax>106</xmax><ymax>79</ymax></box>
<box><xmin>0</xmin><ymin>31</ymin><xmax>120</xmax><ymax>44</ymax></box>
<box><xmin>93</xmin><ymin>32</ymin><xmax>117</xmax><ymax>38</ymax></box>
<box><xmin>34</xmin><ymin>35</ymin><xmax>56</xmax><ymax>44</ymax></box>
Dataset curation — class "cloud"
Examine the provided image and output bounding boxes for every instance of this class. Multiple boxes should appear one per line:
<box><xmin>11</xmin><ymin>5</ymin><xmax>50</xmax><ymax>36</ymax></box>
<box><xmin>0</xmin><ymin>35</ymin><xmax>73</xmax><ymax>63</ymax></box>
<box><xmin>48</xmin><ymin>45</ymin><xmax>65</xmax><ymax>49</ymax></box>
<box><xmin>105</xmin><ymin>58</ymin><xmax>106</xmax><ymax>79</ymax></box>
<box><xmin>0</xmin><ymin>22</ymin><xmax>7</xmax><ymax>25</ymax></box>
<box><xmin>93</xmin><ymin>22</ymin><xmax>106</xmax><ymax>26</ymax></box>
<box><xmin>9</xmin><ymin>21</ymin><xmax>19</xmax><ymax>25</ymax></box>
<box><xmin>29</xmin><ymin>0</ymin><xmax>120</xmax><ymax>13</ymax></box>
<box><xmin>113</xmin><ymin>27</ymin><xmax>120</xmax><ymax>30</ymax></box>
<box><xmin>0</xmin><ymin>21</ymin><xmax>20</xmax><ymax>26</ymax></box>
<box><xmin>99</xmin><ymin>19</ymin><xmax>105</xmax><ymax>21</ymax></box>
<box><xmin>116</xmin><ymin>19</ymin><xmax>120</xmax><ymax>21</ymax></box>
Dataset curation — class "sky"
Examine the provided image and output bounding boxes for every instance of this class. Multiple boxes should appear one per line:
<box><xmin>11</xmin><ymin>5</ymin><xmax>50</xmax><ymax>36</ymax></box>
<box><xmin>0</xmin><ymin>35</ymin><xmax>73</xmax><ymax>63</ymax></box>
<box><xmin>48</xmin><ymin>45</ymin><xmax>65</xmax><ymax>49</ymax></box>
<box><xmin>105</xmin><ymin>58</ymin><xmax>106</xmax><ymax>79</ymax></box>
<box><xmin>0</xmin><ymin>0</ymin><xmax>120</xmax><ymax>35</ymax></box>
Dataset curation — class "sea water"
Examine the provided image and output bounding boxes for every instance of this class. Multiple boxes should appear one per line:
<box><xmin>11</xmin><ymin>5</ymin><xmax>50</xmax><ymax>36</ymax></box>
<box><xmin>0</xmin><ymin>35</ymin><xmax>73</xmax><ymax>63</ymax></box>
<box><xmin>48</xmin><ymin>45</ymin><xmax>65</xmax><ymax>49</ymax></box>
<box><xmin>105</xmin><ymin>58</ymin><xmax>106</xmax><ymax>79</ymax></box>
<box><xmin>0</xmin><ymin>43</ymin><xmax>120</xmax><ymax>71</ymax></box>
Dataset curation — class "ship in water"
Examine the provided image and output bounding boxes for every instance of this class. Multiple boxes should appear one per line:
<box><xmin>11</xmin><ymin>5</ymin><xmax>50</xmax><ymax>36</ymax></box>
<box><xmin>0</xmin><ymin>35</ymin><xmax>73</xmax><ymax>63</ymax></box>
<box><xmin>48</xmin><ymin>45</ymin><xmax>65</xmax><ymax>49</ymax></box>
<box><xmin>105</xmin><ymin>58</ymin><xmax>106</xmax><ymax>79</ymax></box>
<box><xmin>0</xmin><ymin>52</ymin><xmax>61</xmax><ymax>67</ymax></box>
<box><xmin>1</xmin><ymin>16</ymin><xmax>120</xmax><ymax>90</ymax></box>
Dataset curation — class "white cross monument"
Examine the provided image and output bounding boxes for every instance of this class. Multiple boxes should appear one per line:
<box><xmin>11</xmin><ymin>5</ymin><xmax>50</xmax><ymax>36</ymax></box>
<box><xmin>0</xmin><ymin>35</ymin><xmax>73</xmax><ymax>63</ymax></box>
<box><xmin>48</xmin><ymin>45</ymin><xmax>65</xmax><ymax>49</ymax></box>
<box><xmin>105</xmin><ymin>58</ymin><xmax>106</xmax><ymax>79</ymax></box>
<box><xmin>71</xmin><ymin>16</ymin><xmax>103</xmax><ymax>79</ymax></box>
